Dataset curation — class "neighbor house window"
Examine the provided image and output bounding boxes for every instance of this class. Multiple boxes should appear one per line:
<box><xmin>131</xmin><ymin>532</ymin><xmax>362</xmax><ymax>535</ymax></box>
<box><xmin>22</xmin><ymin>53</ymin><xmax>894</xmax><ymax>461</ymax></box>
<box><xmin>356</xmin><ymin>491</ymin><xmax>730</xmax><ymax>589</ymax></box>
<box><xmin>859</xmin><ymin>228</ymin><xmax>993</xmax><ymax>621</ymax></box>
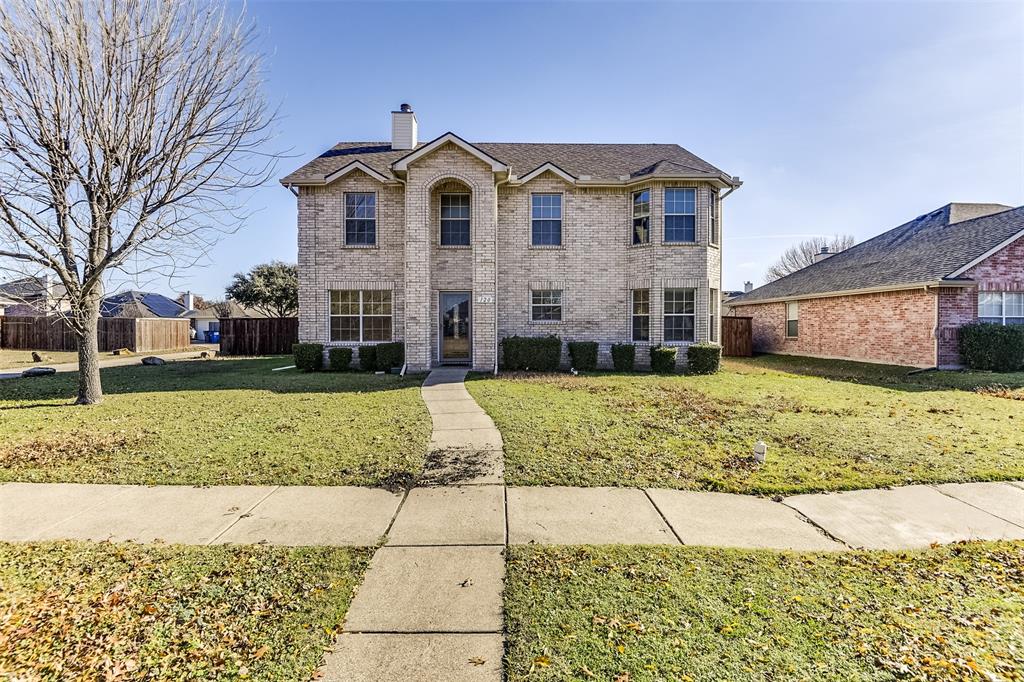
<box><xmin>664</xmin><ymin>288</ymin><xmax>696</xmax><ymax>342</ymax></box>
<box><xmin>979</xmin><ymin>291</ymin><xmax>1024</xmax><ymax>325</ymax></box>
<box><xmin>531</xmin><ymin>194</ymin><xmax>562</xmax><ymax>246</ymax></box>
<box><xmin>664</xmin><ymin>188</ymin><xmax>696</xmax><ymax>243</ymax></box>
<box><xmin>709</xmin><ymin>192</ymin><xmax>719</xmax><ymax>245</ymax></box>
<box><xmin>531</xmin><ymin>289</ymin><xmax>562</xmax><ymax>321</ymax></box>
<box><xmin>632</xmin><ymin>189</ymin><xmax>650</xmax><ymax>244</ymax></box>
<box><xmin>709</xmin><ymin>288</ymin><xmax>718</xmax><ymax>342</ymax></box>
<box><xmin>440</xmin><ymin>193</ymin><xmax>470</xmax><ymax>246</ymax></box>
<box><xmin>786</xmin><ymin>301</ymin><xmax>799</xmax><ymax>338</ymax></box>
<box><xmin>344</xmin><ymin>192</ymin><xmax>376</xmax><ymax>245</ymax></box>
<box><xmin>632</xmin><ymin>289</ymin><xmax>650</xmax><ymax>341</ymax></box>
<box><xmin>330</xmin><ymin>290</ymin><xmax>392</xmax><ymax>342</ymax></box>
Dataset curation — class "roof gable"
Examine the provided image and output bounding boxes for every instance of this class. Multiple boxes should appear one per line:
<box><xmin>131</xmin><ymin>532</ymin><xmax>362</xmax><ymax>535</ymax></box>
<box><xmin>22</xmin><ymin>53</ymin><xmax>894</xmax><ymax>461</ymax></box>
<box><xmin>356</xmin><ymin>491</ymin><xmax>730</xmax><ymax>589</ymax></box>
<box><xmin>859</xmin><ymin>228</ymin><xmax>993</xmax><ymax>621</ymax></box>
<box><xmin>391</xmin><ymin>132</ymin><xmax>508</xmax><ymax>173</ymax></box>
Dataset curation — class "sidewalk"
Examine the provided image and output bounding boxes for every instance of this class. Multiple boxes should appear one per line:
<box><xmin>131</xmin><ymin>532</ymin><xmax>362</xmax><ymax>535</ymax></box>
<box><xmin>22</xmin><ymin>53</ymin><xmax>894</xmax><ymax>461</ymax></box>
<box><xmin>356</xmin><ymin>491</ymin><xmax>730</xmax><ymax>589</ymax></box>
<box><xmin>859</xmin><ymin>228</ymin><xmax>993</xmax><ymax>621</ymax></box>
<box><xmin>0</xmin><ymin>345</ymin><xmax>217</xmax><ymax>379</ymax></box>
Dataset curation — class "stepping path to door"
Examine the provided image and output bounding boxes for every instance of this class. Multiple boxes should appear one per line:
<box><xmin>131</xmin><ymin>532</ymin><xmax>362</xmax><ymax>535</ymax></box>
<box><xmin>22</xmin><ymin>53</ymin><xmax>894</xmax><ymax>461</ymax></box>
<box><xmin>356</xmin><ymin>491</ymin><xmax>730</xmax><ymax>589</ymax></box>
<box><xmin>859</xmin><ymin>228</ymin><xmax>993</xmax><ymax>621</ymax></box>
<box><xmin>2</xmin><ymin>370</ymin><xmax>1024</xmax><ymax>679</ymax></box>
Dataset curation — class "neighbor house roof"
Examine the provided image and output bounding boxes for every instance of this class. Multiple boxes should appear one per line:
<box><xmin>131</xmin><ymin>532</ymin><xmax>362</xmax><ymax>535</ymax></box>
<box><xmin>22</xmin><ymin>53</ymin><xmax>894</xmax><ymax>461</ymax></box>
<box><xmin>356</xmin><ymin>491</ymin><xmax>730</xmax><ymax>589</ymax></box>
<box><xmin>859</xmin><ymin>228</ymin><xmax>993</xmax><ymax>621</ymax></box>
<box><xmin>100</xmin><ymin>291</ymin><xmax>186</xmax><ymax>318</ymax></box>
<box><xmin>728</xmin><ymin>203</ymin><xmax>1024</xmax><ymax>305</ymax></box>
<box><xmin>281</xmin><ymin>136</ymin><xmax>738</xmax><ymax>187</ymax></box>
<box><xmin>180</xmin><ymin>300</ymin><xmax>269</xmax><ymax>320</ymax></box>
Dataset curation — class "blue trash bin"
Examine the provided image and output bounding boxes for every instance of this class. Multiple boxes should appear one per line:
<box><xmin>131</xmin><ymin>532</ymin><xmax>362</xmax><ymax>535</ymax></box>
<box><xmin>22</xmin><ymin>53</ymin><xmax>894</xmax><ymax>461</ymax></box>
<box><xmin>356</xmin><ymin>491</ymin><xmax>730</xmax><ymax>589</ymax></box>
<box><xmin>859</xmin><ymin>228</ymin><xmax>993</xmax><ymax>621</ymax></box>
<box><xmin>210</xmin><ymin>331</ymin><xmax>220</xmax><ymax>343</ymax></box>
<box><xmin>203</xmin><ymin>330</ymin><xmax>213</xmax><ymax>343</ymax></box>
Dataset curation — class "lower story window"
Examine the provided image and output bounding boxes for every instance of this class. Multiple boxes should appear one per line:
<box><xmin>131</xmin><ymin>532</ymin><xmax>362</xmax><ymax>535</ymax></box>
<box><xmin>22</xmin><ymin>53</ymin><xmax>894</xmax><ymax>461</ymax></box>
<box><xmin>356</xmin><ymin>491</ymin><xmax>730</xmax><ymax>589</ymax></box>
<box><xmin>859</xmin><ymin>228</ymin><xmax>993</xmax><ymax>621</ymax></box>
<box><xmin>531</xmin><ymin>289</ymin><xmax>562</xmax><ymax>321</ymax></box>
<box><xmin>786</xmin><ymin>301</ymin><xmax>799</xmax><ymax>338</ymax></box>
<box><xmin>330</xmin><ymin>289</ymin><xmax>393</xmax><ymax>342</ymax></box>
<box><xmin>664</xmin><ymin>288</ymin><xmax>695</xmax><ymax>342</ymax></box>
<box><xmin>979</xmin><ymin>291</ymin><xmax>1024</xmax><ymax>325</ymax></box>
<box><xmin>632</xmin><ymin>289</ymin><xmax>650</xmax><ymax>341</ymax></box>
<box><xmin>709</xmin><ymin>288</ymin><xmax>718</xmax><ymax>342</ymax></box>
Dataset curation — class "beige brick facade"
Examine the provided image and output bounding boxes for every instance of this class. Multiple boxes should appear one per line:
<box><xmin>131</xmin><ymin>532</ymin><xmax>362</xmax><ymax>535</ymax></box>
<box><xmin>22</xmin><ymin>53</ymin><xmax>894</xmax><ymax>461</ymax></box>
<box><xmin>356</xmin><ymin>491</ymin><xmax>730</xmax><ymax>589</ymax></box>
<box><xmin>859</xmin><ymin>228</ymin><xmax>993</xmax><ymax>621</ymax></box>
<box><xmin>296</xmin><ymin>143</ymin><xmax>724</xmax><ymax>371</ymax></box>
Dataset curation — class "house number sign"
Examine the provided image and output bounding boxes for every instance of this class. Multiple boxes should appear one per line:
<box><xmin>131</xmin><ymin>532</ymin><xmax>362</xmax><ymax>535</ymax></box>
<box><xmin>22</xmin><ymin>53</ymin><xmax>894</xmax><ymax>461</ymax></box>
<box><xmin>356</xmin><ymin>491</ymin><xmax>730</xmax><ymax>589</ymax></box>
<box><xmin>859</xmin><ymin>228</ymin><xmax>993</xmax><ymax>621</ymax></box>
<box><xmin>476</xmin><ymin>294</ymin><xmax>495</xmax><ymax>304</ymax></box>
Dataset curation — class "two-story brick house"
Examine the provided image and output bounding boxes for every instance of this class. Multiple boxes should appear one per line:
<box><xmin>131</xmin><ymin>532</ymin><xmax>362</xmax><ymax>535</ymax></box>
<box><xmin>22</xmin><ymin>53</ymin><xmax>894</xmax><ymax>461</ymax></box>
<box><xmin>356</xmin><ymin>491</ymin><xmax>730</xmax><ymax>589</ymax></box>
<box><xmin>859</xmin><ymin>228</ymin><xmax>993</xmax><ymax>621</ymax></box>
<box><xmin>281</xmin><ymin>105</ymin><xmax>741</xmax><ymax>372</ymax></box>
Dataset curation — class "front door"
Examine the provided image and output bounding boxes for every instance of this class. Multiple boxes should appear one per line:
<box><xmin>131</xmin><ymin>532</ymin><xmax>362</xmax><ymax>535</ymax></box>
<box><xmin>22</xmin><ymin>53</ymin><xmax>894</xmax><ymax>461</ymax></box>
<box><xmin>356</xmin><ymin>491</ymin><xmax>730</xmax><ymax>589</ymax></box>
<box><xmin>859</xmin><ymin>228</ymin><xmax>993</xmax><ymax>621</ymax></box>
<box><xmin>440</xmin><ymin>292</ymin><xmax>471</xmax><ymax>364</ymax></box>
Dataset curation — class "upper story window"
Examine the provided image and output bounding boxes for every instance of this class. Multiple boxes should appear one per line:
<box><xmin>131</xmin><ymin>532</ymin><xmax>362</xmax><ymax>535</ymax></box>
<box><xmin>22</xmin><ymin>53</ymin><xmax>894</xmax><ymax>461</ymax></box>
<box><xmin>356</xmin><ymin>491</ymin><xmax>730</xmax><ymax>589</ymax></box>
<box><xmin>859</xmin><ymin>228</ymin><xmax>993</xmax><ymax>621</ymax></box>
<box><xmin>979</xmin><ymin>292</ymin><xmax>1024</xmax><ymax>325</ymax></box>
<box><xmin>531</xmin><ymin>289</ymin><xmax>562</xmax><ymax>321</ymax></box>
<box><xmin>786</xmin><ymin>301</ymin><xmax>800</xmax><ymax>338</ymax></box>
<box><xmin>632</xmin><ymin>190</ymin><xmax>650</xmax><ymax>245</ymax></box>
<box><xmin>664</xmin><ymin>188</ymin><xmax>696</xmax><ymax>243</ymax></box>
<box><xmin>709</xmin><ymin>288</ymin><xmax>719</xmax><ymax>342</ymax></box>
<box><xmin>632</xmin><ymin>289</ymin><xmax>650</xmax><ymax>342</ymax></box>
<box><xmin>531</xmin><ymin>194</ymin><xmax>562</xmax><ymax>246</ymax></box>
<box><xmin>440</xmin><ymin>193</ymin><xmax>470</xmax><ymax>246</ymax></box>
<box><xmin>664</xmin><ymin>288</ymin><xmax>696</xmax><ymax>342</ymax></box>
<box><xmin>330</xmin><ymin>289</ymin><xmax>393</xmax><ymax>342</ymax></box>
<box><xmin>344</xmin><ymin>192</ymin><xmax>376</xmax><ymax>246</ymax></box>
<box><xmin>709</xmin><ymin>192</ymin><xmax>719</xmax><ymax>245</ymax></box>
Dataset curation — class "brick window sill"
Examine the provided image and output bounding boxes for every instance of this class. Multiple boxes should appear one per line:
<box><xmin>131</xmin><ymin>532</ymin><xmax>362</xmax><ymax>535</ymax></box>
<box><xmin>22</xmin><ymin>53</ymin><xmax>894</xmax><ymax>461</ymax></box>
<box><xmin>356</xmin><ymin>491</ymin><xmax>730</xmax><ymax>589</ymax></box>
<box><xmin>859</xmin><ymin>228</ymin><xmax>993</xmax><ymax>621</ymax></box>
<box><xmin>528</xmin><ymin>245</ymin><xmax>565</xmax><ymax>251</ymax></box>
<box><xmin>528</xmin><ymin>320</ymin><xmax>564</xmax><ymax>325</ymax></box>
<box><xmin>662</xmin><ymin>241</ymin><xmax>701</xmax><ymax>247</ymax></box>
<box><xmin>343</xmin><ymin>244</ymin><xmax>378</xmax><ymax>250</ymax></box>
<box><xmin>438</xmin><ymin>245</ymin><xmax>471</xmax><ymax>250</ymax></box>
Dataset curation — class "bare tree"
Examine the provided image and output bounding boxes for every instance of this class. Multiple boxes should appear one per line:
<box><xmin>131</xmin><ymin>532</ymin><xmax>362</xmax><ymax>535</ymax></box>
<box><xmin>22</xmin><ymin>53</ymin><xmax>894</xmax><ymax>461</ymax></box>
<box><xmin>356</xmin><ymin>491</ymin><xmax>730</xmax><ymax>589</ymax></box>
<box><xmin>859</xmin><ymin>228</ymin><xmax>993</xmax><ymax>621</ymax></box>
<box><xmin>0</xmin><ymin>0</ymin><xmax>275</xmax><ymax>404</ymax></box>
<box><xmin>764</xmin><ymin>234</ymin><xmax>855</xmax><ymax>283</ymax></box>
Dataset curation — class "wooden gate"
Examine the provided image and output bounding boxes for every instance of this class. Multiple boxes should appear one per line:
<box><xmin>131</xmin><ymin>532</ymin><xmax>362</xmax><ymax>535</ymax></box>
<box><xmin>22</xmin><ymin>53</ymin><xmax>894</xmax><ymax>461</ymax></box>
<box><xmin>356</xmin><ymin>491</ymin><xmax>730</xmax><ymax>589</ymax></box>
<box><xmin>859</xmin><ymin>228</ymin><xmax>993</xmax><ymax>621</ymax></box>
<box><xmin>722</xmin><ymin>316</ymin><xmax>753</xmax><ymax>357</ymax></box>
<box><xmin>218</xmin><ymin>317</ymin><xmax>298</xmax><ymax>356</ymax></box>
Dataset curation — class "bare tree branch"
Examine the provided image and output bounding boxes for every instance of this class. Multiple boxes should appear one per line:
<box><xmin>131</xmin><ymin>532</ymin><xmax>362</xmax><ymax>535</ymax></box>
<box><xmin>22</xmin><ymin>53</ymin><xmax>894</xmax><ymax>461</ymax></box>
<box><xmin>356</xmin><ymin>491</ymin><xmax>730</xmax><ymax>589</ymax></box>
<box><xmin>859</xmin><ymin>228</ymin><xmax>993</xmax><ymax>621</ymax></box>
<box><xmin>765</xmin><ymin>234</ymin><xmax>856</xmax><ymax>283</ymax></box>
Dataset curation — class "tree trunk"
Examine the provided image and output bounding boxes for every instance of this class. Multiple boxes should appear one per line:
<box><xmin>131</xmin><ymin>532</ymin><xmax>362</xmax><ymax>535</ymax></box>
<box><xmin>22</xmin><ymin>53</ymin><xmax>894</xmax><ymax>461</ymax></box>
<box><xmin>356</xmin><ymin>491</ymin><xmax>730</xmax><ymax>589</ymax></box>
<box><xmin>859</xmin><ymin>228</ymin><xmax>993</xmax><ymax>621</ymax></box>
<box><xmin>75</xmin><ymin>299</ymin><xmax>103</xmax><ymax>405</ymax></box>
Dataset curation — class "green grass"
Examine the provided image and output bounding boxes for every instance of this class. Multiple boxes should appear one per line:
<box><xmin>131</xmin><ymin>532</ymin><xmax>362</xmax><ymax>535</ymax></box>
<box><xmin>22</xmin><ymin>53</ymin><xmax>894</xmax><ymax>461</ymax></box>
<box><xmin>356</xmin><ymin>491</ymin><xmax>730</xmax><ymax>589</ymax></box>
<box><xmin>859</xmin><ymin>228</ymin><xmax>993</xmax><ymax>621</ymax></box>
<box><xmin>0</xmin><ymin>358</ymin><xmax>431</xmax><ymax>486</ymax></box>
<box><xmin>467</xmin><ymin>357</ymin><xmax>1024</xmax><ymax>494</ymax></box>
<box><xmin>0</xmin><ymin>541</ymin><xmax>372</xmax><ymax>680</ymax></box>
<box><xmin>0</xmin><ymin>347</ymin><xmax>204</xmax><ymax>369</ymax></box>
<box><xmin>505</xmin><ymin>543</ymin><xmax>1024</xmax><ymax>682</ymax></box>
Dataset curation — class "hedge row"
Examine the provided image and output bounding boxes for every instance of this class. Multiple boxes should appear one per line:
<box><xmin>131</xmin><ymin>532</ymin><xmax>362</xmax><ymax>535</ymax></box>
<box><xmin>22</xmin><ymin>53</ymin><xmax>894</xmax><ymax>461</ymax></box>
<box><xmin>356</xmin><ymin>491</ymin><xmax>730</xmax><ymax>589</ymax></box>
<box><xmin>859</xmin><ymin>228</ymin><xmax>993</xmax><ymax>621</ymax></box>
<box><xmin>500</xmin><ymin>336</ymin><xmax>722</xmax><ymax>375</ymax></box>
<box><xmin>292</xmin><ymin>342</ymin><xmax>405</xmax><ymax>372</ymax></box>
<box><xmin>959</xmin><ymin>323</ymin><xmax>1024</xmax><ymax>371</ymax></box>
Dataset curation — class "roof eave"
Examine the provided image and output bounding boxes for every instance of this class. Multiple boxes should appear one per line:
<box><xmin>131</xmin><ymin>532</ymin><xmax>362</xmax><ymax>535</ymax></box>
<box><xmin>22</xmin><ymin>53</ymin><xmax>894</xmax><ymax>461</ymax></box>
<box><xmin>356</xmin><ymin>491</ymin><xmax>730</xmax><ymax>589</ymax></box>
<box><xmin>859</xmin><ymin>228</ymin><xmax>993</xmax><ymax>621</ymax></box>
<box><xmin>725</xmin><ymin>280</ymin><xmax>974</xmax><ymax>307</ymax></box>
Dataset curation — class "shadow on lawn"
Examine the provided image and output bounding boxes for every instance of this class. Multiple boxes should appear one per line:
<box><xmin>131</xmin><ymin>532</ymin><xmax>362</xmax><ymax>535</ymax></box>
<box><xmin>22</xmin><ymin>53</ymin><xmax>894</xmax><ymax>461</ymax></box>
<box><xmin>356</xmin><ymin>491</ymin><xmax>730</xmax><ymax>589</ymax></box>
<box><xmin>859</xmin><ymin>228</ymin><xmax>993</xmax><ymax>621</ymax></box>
<box><xmin>0</xmin><ymin>357</ymin><xmax>424</xmax><ymax>405</ymax></box>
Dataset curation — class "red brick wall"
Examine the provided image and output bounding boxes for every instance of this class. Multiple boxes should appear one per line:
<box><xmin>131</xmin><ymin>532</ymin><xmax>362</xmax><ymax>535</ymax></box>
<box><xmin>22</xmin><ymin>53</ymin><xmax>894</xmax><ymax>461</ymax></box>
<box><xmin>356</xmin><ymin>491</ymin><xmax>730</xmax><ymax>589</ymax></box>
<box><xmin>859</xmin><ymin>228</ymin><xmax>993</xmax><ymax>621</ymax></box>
<box><xmin>936</xmin><ymin>236</ymin><xmax>1024</xmax><ymax>366</ymax></box>
<box><xmin>736</xmin><ymin>289</ymin><xmax>938</xmax><ymax>367</ymax></box>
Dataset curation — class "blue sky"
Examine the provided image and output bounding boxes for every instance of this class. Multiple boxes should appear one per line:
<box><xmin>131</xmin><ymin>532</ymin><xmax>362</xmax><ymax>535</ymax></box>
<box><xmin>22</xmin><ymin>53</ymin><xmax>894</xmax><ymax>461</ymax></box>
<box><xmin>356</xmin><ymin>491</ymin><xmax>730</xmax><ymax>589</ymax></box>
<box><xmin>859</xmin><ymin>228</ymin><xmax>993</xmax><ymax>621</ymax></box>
<box><xmin>163</xmin><ymin>0</ymin><xmax>1023</xmax><ymax>298</ymax></box>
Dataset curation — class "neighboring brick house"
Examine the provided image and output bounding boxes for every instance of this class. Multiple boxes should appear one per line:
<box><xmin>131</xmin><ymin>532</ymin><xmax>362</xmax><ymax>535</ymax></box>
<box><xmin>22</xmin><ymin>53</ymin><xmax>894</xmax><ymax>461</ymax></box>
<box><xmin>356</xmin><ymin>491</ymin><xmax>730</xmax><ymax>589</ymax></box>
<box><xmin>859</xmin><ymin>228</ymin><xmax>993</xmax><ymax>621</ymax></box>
<box><xmin>281</xmin><ymin>105</ymin><xmax>741</xmax><ymax>371</ymax></box>
<box><xmin>726</xmin><ymin>203</ymin><xmax>1024</xmax><ymax>368</ymax></box>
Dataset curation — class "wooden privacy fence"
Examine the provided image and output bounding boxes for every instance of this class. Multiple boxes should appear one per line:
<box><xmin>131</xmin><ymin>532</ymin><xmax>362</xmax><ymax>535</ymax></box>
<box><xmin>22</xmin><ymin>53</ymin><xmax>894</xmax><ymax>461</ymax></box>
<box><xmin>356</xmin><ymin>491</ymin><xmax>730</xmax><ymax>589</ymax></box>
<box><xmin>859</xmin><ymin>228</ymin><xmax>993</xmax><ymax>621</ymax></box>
<box><xmin>0</xmin><ymin>316</ymin><xmax>190</xmax><ymax>353</ymax></box>
<box><xmin>722</xmin><ymin>316</ymin><xmax>753</xmax><ymax>357</ymax></box>
<box><xmin>218</xmin><ymin>317</ymin><xmax>298</xmax><ymax>356</ymax></box>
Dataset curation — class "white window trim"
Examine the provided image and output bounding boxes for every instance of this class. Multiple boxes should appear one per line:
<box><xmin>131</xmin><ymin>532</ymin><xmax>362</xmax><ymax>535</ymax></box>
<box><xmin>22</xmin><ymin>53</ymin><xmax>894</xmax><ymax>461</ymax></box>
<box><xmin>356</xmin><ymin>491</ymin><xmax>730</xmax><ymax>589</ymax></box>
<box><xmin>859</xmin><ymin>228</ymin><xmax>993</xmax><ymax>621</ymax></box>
<box><xmin>530</xmin><ymin>192</ymin><xmax>564</xmax><ymax>247</ymax></box>
<box><xmin>631</xmin><ymin>288</ymin><xmax>651</xmax><ymax>342</ymax></box>
<box><xmin>978</xmin><ymin>291</ymin><xmax>1024</xmax><ymax>325</ymax></box>
<box><xmin>631</xmin><ymin>188</ymin><xmax>651</xmax><ymax>245</ymax></box>
<box><xmin>785</xmin><ymin>301</ymin><xmax>799</xmax><ymax>338</ymax></box>
<box><xmin>328</xmin><ymin>289</ymin><xmax>394</xmax><ymax>343</ymax></box>
<box><xmin>343</xmin><ymin>191</ymin><xmax>378</xmax><ymax>247</ymax></box>
<box><xmin>439</xmin><ymin>192</ymin><xmax>471</xmax><ymax>248</ymax></box>
<box><xmin>664</xmin><ymin>187</ymin><xmax>697</xmax><ymax>244</ymax></box>
<box><xmin>663</xmin><ymin>287</ymin><xmax>697</xmax><ymax>344</ymax></box>
<box><xmin>529</xmin><ymin>288</ymin><xmax>563</xmax><ymax>323</ymax></box>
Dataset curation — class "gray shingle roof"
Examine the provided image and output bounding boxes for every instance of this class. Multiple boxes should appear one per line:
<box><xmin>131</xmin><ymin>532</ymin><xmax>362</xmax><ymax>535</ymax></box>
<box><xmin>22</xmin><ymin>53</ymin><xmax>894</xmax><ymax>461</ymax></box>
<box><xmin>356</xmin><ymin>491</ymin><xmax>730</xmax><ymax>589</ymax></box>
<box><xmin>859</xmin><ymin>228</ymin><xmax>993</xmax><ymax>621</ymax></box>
<box><xmin>280</xmin><ymin>139</ymin><xmax>731</xmax><ymax>185</ymax></box>
<box><xmin>729</xmin><ymin>204</ymin><xmax>1024</xmax><ymax>304</ymax></box>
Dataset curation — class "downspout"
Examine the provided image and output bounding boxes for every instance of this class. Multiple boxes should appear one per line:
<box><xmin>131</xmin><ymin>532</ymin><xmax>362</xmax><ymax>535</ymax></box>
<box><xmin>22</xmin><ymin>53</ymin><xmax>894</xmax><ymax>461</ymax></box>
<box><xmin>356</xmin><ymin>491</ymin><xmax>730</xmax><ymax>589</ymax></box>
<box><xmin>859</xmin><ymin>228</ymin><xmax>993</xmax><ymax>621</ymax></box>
<box><xmin>393</xmin><ymin>174</ymin><xmax>408</xmax><ymax>373</ymax></box>
<box><xmin>493</xmin><ymin>174</ymin><xmax>511</xmax><ymax>375</ymax></box>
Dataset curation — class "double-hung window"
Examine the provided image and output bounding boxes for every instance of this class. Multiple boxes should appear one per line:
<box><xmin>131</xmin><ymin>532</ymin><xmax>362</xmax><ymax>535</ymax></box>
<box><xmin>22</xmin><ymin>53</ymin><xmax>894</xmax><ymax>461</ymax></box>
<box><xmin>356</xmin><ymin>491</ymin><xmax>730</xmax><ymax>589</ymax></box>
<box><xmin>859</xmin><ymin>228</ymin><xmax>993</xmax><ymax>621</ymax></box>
<box><xmin>531</xmin><ymin>194</ymin><xmax>562</xmax><ymax>246</ymax></box>
<box><xmin>786</xmin><ymin>301</ymin><xmax>799</xmax><ymax>338</ymax></box>
<box><xmin>330</xmin><ymin>290</ymin><xmax>393</xmax><ymax>342</ymax></box>
<box><xmin>440</xmin><ymin>193</ymin><xmax>470</xmax><ymax>246</ymax></box>
<box><xmin>664</xmin><ymin>188</ymin><xmax>696</xmax><ymax>243</ymax></box>
<box><xmin>709</xmin><ymin>192</ymin><xmax>719</xmax><ymax>245</ymax></box>
<box><xmin>709</xmin><ymin>288</ymin><xmax>719</xmax><ymax>342</ymax></box>
<box><xmin>531</xmin><ymin>289</ymin><xmax>562</xmax><ymax>321</ymax></box>
<box><xmin>979</xmin><ymin>292</ymin><xmax>1024</xmax><ymax>325</ymax></box>
<box><xmin>344</xmin><ymin>193</ymin><xmax>376</xmax><ymax>246</ymax></box>
<box><xmin>632</xmin><ymin>190</ymin><xmax>650</xmax><ymax>244</ymax></box>
<box><xmin>632</xmin><ymin>289</ymin><xmax>650</xmax><ymax>342</ymax></box>
<box><xmin>664</xmin><ymin>288</ymin><xmax>696</xmax><ymax>342</ymax></box>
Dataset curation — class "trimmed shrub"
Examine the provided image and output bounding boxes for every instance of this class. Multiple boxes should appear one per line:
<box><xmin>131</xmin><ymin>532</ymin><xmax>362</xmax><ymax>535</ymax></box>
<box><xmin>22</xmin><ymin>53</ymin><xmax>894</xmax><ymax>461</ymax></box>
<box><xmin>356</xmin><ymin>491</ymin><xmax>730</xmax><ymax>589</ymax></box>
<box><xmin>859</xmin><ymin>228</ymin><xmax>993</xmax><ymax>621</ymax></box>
<box><xmin>358</xmin><ymin>345</ymin><xmax>378</xmax><ymax>372</ymax></box>
<box><xmin>611</xmin><ymin>343</ymin><xmax>636</xmax><ymax>372</ymax></box>
<box><xmin>686</xmin><ymin>343</ymin><xmax>722</xmax><ymax>375</ymax></box>
<box><xmin>649</xmin><ymin>345</ymin><xmax>678</xmax><ymax>373</ymax></box>
<box><xmin>375</xmin><ymin>342</ymin><xmax>405</xmax><ymax>371</ymax></box>
<box><xmin>292</xmin><ymin>343</ymin><xmax>323</xmax><ymax>372</ymax></box>
<box><xmin>568</xmin><ymin>341</ymin><xmax>598</xmax><ymax>372</ymax></box>
<box><xmin>328</xmin><ymin>347</ymin><xmax>353</xmax><ymax>371</ymax></box>
<box><xmin>959</xmin><ymin>322</ymin><xmax>1024</xmax><ymax>371</ymax></box>
<box><xmin>501</xmin><ymin>335</ymin><xmax>562</xmax><ymax>372</ymax></box>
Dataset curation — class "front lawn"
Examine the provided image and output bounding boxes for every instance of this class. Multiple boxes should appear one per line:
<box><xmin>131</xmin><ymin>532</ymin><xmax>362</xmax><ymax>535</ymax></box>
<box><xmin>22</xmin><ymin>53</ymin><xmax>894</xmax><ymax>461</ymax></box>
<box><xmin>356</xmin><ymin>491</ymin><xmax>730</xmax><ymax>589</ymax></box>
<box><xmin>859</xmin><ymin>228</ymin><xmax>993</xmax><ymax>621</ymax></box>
<box><xmin>0</xmin><ymin>541</ymin><xmax>371</xmax><ymax>680</ymax></box>
<box><xmin>0</xmin><ymin>358</ymin><xmax>431</xmax><ymax>486</ymax></box>
<box><xmin>505</xmin><ymin>543</ymin><xmax>1024</xmax><ymax>681</ymax></box>
<box><xmin>467</xmin><ymin>357</ymin><xmax>1024</xmax><ymax>493</ymax></box>
<box><xmin>0</xmin><ymin>346</ymin><xmax>203</xmax><ymax>369</ymax></box>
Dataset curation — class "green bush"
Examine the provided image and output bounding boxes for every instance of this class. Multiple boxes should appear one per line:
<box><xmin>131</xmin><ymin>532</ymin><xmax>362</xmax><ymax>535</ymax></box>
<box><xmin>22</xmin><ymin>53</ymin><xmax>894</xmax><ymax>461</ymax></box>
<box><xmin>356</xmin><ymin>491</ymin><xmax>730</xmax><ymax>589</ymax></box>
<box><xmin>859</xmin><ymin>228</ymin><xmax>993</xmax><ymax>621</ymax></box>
<box><xmin>959</xmin><ymin>323</ymin><xmax>1024</xmax><ymax>371</ymax></box>
<box><xmin>611</xmin><ymin>343</ymin><xmax>635</xmax><ymax>372</ymax></box>
<box><xmin>686</xmin><ymin>343</ymin><xmax>722</xmax><ymax>375</ymax></box>
<box><xmin>649</xmin><ymin>345</ymin><xmax>678</xmax><ymax>373</ymax></box>
<box><xmin>501</xmin><ymin>335</ymin><xmax>562</xmax><ymax>372</ymax></box>
<box><xmin>358</xmin><ymin>345</ymin><xmax>377</xmax><ymax>372</ymax></box>
<box><xmin>375</xmin><ymin>342</ymin><xmax>405</xmax><ymax>372</ymax></box>
<box><xmin>567</xmin><ymin>341</ymin><xmax>598</xmax><ymax>371</ymax></box>
<box><xmin>292</xmin><ymin>343</ymin><xmax>323</xmax><ymax>372</ymax></box>
<box><xmin>327</xmin><ymin>347</ymin><xmax>353</xmax><ymax>371</ymax></box>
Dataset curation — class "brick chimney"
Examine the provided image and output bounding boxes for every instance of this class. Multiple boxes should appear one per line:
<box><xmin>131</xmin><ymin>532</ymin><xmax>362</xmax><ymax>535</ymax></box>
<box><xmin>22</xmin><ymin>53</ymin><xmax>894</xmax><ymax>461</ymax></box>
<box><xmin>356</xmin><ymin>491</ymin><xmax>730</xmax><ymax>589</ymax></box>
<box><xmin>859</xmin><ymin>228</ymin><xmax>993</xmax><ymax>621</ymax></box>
<box><xmin>744</xmin><ymin>281</ymin><xmax>753</xmax><ymax>293</ymax></box>
<box><xmin>391</xmin><ymin>103</ymin><xmax>418</xmax><ymax>151</ymax></box>
<box><xmin>946</xmin><ymin>203</ymin><xmax>1013</xmax><ymax>225</ymax></box>
<box><xmin>813</xmin><ymin>246</ymin><xmax>834</xmax><ymax>264</ymax></box>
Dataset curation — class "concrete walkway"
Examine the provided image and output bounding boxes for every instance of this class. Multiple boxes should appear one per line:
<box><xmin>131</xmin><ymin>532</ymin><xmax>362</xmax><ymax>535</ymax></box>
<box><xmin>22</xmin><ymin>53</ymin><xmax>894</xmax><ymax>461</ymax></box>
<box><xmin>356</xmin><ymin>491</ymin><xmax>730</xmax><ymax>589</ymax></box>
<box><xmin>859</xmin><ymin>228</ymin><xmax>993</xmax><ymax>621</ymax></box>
<box><xmin>0</xmin><ymin>345</ymin><xmax>217</xmax><ymax>379</ymax></box>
